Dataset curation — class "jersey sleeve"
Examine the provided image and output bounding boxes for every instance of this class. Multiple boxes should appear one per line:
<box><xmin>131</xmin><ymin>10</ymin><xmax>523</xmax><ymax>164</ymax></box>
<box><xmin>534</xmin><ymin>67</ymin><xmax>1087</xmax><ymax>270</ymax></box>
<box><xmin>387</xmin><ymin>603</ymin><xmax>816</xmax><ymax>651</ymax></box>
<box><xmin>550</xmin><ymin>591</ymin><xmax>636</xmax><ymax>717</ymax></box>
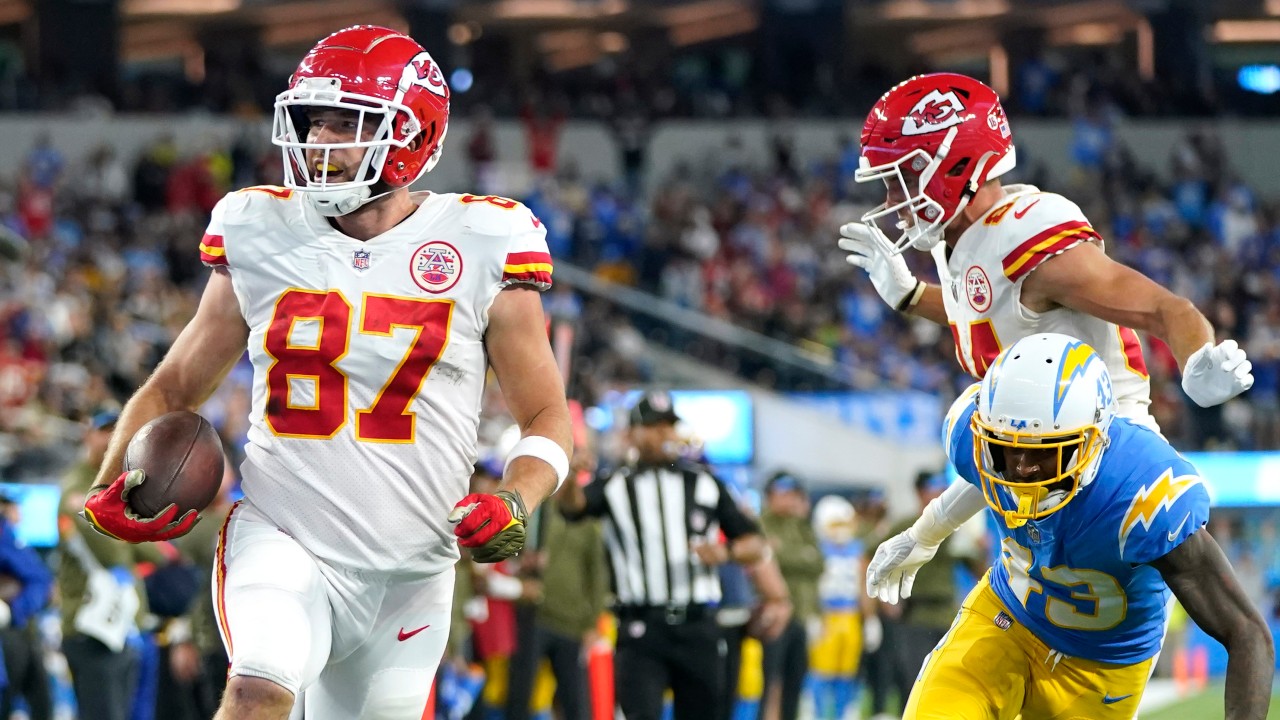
<box><xmin>943</xmin><ymin>383</ymin><xmax>982</xmax><ymax>488</ymax></box>
<box><xmin>1117</xmin><ymin>456</ymin><xmax>1211</xmax><ymax>566</ymax></box>
<box><xmin>998</xmin><ymin>193</ymin><xmax>1102</xmax><ymax>283</ymax></box>
<box><xmin>499</xmin><ymin>208</ymin><xmax>553</xmax><ymax>291</ymax></box>
<box><xmin>713</xmin><ymin>474</ymin><xmax>761</xmax><ymax>540</ymax></box>
<box><xmin>199</xmin><ymin>195</ymin><xmax>231</xmax><ymax>268</ymax></box>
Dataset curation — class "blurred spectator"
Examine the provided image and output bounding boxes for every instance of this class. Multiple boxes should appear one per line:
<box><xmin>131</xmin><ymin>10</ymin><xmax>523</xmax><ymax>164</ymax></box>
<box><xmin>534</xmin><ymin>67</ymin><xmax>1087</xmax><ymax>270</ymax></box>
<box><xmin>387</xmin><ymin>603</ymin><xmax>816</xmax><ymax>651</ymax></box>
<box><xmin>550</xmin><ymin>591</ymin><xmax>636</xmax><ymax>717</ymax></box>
<box><xmin>467</xmin><ymin>106</ymin><xmax>499</xmax><ymax>195</ymax></box>
<box><xmin>808</xmin><ymin>495</ymin><xmax>864</xmax><ymax>720</ymax></box>
<box><xmin>133</xmin><ymin>136</ymin><xmax>178</xmax><ymax>212</ymax></box>
<box><xmin>505</xmin><ymin>482</ymin><xmax>608</xmax><ymax>720</ymax></box>
<box><xmin>23</xmin><ymin>133</ymin><xmax>63</xmax><ymax>191</ymax></box>
<box><xmin>81</xmin><ymin>145</ymin><xmax>131</xmax><ymax>207</ymax></box>
<box><xmin>0</xmin><ymin>492</ymin><xmax>54</xmax><ymax>720</ymax></box>
<box><xmin>759</xmin><ymin>472</ymin><xmax>823</xmax><ymax>720</ymax></box>
<box><xmin>57</xmin><ymin>410</ymin><xmax>170</xmax><ymax>720</ymax></box>
<box><xmin>157</xmin><ymin>460</ymin><xmax>238</xmax><ymax>720</ymax></box>
<box><xmin>521</xmin><ymin>98</ymin><xmax>566</xmax><ymax>178</ymax></box>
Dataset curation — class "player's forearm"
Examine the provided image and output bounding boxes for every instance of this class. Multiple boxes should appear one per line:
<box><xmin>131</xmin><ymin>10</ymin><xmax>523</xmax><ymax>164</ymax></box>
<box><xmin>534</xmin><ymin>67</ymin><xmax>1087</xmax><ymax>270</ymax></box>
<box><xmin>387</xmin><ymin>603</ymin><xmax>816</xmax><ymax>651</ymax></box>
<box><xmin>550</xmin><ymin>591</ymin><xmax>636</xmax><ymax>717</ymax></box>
<box><xmin>1155</xmin><ymin>296</ymin><xmax>1215</xmax><ymax>369</ymax></box>
<box><xmin>500</xmin><ymin>457</ymin><xmax>558</xmax><ymax>514</ymax></box>
<box><xmin>903</xmin><ymin>283</ymin><xmax>948</xmax><ymax>325</ymax></box>
<box><xmin>500</xmin><ymin>405</ymin><xmax>572</xmax><ymax>512</ymax></box>
<box><xmin>1222</xmin><ymin>624</ymin><xmax>1275</xmax><ymax>720</ymax></box>
<box><xmin>92</xmin><ymin>383</ymin><xmax>178</xmax><ymax>488</ymax></box>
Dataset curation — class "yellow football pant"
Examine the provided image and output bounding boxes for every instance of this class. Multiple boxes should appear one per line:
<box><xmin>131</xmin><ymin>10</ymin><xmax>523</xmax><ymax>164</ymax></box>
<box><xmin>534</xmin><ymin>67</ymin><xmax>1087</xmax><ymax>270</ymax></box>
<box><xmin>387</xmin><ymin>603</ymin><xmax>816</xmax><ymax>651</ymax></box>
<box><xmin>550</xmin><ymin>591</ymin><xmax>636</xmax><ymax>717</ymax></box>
<box><xmin>481</xmin><ymin>656</ymin><xmax>557</xmax><ymax>712</ymax></box>
<box><xmin>904</xmin><ymin>578</ymin><xmax>1153</xmax><ymax>720</ymax></box>
<box><xmin>809</xmin><ymin>611</ymin><xmax>862</xmax><ymax>677</ymax></box>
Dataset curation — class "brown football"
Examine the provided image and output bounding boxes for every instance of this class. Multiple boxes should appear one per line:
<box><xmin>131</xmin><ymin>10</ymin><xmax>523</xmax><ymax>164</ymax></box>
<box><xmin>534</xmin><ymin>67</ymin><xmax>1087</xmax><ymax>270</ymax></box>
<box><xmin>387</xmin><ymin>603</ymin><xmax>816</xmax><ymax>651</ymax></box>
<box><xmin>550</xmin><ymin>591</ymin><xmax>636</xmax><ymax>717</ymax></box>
<box><xmin>123</xmin><ymin>411</ymin><xmax>225</xmax><ymax>518</ymax></box>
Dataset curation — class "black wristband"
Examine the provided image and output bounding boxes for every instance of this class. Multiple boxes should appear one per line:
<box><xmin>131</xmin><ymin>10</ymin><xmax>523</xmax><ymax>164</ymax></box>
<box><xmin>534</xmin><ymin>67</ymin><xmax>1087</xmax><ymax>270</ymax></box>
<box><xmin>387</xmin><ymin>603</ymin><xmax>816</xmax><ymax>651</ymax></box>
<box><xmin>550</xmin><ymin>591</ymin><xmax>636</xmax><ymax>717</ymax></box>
<box><xmin>895</xmin><ymin>281</ymin><xmax>925</xmax><ymax>313</ymax></box>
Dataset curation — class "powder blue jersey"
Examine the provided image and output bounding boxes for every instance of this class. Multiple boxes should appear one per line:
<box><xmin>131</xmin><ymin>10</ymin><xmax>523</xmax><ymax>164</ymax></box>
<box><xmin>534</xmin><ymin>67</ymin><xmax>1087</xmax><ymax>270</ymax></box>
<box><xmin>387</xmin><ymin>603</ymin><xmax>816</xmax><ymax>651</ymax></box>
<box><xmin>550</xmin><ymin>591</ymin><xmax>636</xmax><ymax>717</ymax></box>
<box><xmin>945</xmin><ymin>385</ymin><xmax>1210</xmax><ymax>663</ymax></box>
<box><xmin>818</xmin><ymin>539</ymin><xmax>864</xmax><ymax>613</ymax></box>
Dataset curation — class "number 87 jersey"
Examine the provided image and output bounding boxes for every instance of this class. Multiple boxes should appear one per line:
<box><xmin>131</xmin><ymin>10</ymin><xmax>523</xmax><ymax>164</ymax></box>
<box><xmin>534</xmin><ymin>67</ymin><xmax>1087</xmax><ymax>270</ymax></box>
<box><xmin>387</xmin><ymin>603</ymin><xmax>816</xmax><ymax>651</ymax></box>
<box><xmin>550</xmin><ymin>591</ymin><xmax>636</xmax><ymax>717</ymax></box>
<box><xmin>199</xmin><ymin>186</ymin><xmax>553</xmax><ymax>575</ymax></box>
<box><xmin>933</xmin><ymin>184</ymin><xmax>1156</xmax><ymax>430</ymax></box>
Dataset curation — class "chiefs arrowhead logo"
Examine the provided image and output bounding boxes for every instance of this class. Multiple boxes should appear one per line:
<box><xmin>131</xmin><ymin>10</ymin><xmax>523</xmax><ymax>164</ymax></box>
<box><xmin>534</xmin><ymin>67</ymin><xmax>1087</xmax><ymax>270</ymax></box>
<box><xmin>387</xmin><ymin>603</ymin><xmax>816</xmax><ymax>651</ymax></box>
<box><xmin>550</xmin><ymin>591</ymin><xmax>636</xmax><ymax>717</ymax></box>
<box><xmin>902</xmin><ymin>90</ymin><xmax>968</xmax><ymax>136</ymax></box>
<box><xmin>402</xmin><ymin>51</ymin><xmax>448</xmax><ymax>99</ymax></box>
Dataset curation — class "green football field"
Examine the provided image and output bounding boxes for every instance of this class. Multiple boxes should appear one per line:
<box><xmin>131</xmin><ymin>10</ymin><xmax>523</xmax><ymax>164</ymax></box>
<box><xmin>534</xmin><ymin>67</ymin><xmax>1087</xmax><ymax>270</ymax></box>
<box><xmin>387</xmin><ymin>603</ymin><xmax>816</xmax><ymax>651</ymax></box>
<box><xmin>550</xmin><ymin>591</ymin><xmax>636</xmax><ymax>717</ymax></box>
<box><xmin>1138</xmin><ymin>684</ymin><xmax>1280</xmax><ymax>719</ymax></box>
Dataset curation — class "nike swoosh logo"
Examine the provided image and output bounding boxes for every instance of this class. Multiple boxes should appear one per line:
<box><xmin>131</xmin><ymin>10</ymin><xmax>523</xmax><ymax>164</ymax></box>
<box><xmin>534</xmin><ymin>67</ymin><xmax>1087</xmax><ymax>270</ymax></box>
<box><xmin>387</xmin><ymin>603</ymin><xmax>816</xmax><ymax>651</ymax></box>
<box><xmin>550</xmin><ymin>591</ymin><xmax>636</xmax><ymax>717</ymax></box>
<box><xmin>397</xmin><ymin>624</ymin><xmax>430</xmax><ymax>642</ymax></box>
<box><xmin>1013</xmin><ymin>198</ymin><xmax>1041</xmax><ymax>219</ymax></box>
<box><xmin>1102</xmin><ymin>694</ymin><xmax>1132</xmax><ymax>705</ymax></box>
<box><xmin>1168</xmin><ymin>513</ymin><xmax>1191</xmax><ymax>543</ymax></box>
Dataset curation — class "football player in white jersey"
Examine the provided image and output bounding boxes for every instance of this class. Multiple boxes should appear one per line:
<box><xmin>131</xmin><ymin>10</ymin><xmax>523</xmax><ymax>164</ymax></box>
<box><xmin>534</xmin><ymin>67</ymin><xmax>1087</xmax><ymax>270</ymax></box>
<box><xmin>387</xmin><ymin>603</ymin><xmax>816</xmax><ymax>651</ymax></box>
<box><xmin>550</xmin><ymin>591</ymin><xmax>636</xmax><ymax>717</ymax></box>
<box><xmin>838</xmin><ymin>73</ymin><xmax>1253</xmax><ymax>428</ymax></box>
<box><xmin>79</xmin><ymin>26</ymin><xmax>572</xmax><ymax>720</ymax></box>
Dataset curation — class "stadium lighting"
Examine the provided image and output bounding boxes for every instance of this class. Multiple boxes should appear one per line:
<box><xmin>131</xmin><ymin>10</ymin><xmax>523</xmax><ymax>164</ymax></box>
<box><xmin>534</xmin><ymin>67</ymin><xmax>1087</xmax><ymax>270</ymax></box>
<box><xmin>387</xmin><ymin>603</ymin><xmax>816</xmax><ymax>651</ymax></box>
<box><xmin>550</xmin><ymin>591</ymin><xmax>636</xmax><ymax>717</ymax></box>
<box><xmin>123</xmin><ymin>0</ymin><xmax>240</xmax><ymax>14</ymax></box>
<box><xmin>1211</xmin><ymin>20</ymin><xmax>1280</xmax><ymax>43</ymax></box>
<box><xmin>450</xmin><ymin>68</ymin><xmax>474</xmax><ymax>93</ymax></box>
<box><xmin>1238</xmin><ymin>65</ymin><xmax>1280</xmax><ymax>94</ymax></box>
<box><xmin>881</xmin><ymin>0</ymin><xmax>1009</xmax><ymax>20</ymax></box>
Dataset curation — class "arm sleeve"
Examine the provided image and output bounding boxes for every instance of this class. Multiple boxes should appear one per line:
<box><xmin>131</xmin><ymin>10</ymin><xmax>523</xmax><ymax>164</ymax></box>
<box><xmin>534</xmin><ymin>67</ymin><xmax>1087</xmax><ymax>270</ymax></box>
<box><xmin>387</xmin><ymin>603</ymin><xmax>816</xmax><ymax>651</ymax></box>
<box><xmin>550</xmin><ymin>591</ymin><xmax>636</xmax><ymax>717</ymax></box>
<box><xmin>1119</xmin><ymin>462</ymin><xmax>1212</xmax><ymax>566</ymax></box>
<box><xmin>0</xmin><ymin>527</ymin><xmax>51</xmax><ymax>626</ymax></box>
<box><xmin>500</xmin><ymin>212</ymin><xmax>553</xmax><ymax>291</ymax></box>
<box><xmin>715</xmin><ymin>476</ymin><xmax>761</xmax><ymax>540</ymax></box>
<box><xmin>911</xmin><ymin>480</ymin><xmax>989</xmax><ymax>547</ymax></box>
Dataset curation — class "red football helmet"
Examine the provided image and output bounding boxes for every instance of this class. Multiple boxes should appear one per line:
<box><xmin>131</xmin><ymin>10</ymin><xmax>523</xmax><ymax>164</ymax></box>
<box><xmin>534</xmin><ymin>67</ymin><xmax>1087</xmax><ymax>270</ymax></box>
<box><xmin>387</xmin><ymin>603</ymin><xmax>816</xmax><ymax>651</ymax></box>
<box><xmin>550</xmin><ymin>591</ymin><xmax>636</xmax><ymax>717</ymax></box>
<box><xmin>272</xmin><ymin>25</ymin><xmax>451</xmax><ymax>216</ymax></box>
<box><xmin>855</xmin><ymin>73</ymin><xmax>1015</xmax><ymax>252</ymax></box>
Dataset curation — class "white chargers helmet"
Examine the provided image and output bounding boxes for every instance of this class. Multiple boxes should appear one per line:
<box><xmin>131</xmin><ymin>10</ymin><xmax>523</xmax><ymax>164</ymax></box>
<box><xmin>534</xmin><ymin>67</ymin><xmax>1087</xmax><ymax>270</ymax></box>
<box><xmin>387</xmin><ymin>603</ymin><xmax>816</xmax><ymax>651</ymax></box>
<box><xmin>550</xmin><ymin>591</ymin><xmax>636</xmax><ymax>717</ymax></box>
<box><xmin>812</xmin><ymin>494</ymin><xmax>856</xmax><ymax>543</ymax></box>
<box><xmin>974</xmin><ymin>333</ymin><xmax>1116</xmax><ymax>528</ymax></box>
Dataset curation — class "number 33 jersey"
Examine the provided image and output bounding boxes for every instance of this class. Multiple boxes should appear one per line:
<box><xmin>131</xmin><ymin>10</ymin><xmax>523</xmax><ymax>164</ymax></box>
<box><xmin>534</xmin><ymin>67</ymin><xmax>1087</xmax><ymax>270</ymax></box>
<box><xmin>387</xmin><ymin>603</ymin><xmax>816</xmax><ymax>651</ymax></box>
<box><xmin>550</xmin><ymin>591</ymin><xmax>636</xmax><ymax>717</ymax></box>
<box><xmin>944</xmin><ymin>385</ymin><xmax>1210</xmax><ymax>663</ymax></box>
<box><xmin>200</xmin><ymin>187</ymin><xmax>552</xmax><ymax>575</ymax></box>
<box><xmin>933</xmin><ymin>184</ymin><xmax>1154</xmax><ymax>428</ymax></box>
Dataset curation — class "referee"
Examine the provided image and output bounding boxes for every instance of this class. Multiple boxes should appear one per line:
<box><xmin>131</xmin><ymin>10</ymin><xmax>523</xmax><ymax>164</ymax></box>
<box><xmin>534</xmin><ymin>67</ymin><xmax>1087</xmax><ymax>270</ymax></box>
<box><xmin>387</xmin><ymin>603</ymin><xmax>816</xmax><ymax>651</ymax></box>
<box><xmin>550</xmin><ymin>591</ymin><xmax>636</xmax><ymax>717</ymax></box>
<box><xmin>560</xmin><ymin>391</ymin><xmax>791</xmax><ymax>720</ymax></box>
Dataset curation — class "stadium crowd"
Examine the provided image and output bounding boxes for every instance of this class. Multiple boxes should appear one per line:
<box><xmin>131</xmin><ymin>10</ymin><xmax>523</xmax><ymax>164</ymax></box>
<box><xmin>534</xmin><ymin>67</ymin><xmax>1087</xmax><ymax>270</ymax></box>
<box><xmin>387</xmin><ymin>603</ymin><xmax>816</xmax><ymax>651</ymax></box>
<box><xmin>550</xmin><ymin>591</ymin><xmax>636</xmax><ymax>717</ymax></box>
<box><xmin>0</xmin><ymin>111</ymin><xmax>1278</xmax><ymax>718</ymax></box>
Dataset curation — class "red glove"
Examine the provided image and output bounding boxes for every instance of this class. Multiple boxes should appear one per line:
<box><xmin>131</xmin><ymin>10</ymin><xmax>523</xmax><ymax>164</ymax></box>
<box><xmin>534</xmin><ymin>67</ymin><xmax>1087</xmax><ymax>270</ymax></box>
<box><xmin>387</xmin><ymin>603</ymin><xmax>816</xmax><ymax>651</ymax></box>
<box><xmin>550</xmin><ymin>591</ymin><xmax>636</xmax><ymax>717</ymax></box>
<box><xmin>449</xmin><ymin>490</ymin><xmax>528</xmax><ymax>563</ymax></box>
<box><xmin>81</xmin><ymin>470</ymin><xmax>200</xmax><ymax>543</ymax></box>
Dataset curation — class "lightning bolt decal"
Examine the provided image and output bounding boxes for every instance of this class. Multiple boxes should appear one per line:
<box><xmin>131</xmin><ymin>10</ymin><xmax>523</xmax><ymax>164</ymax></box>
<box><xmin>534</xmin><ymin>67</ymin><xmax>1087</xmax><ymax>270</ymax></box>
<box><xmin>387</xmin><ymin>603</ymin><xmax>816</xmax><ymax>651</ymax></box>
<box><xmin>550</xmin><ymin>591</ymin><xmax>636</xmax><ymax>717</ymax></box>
<box><xmin>1118</xmin><ymin>468</ymin><xmax>1202</xmax><ymax>556</ymax></box>
<box><xmin>1054</xmin><ymin>341</ymin><xmax>1098</xmax><ymax>420</ymax></box>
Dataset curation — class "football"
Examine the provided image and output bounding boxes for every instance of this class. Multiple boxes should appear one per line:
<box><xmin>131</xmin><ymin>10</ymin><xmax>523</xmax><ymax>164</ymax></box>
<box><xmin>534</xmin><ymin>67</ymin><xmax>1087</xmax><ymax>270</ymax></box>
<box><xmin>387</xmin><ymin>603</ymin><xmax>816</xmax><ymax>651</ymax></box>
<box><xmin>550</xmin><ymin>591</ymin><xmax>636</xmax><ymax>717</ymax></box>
<box><xmin>123</xmin><ymin>411</ymin><xmax>225</xmax><ymax>518</ymax></box>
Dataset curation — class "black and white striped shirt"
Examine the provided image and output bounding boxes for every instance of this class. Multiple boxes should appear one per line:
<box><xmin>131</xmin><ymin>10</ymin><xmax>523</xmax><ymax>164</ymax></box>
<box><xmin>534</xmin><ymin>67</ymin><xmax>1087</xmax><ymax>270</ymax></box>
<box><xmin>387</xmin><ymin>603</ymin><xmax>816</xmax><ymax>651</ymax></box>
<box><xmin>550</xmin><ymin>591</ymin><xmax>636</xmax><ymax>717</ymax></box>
<box><xmin>566</xmin><ymin>461</ymin><xmax>760</xmax><ymax>607</ymax></box>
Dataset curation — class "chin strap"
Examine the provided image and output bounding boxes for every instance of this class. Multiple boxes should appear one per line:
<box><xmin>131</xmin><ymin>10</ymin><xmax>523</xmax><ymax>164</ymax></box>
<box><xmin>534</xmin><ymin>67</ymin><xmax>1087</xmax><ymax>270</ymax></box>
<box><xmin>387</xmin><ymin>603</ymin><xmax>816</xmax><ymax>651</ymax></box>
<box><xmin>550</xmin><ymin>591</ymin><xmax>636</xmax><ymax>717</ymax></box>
<box><xmin>307</xmin><ymin>179</ymin><xmax>404</xmax><ymax>217</ymax></box>
<box><xmin>309</xmin><ymin>186</ymin><xmax>372</xmax><ymax>217</ymax></box>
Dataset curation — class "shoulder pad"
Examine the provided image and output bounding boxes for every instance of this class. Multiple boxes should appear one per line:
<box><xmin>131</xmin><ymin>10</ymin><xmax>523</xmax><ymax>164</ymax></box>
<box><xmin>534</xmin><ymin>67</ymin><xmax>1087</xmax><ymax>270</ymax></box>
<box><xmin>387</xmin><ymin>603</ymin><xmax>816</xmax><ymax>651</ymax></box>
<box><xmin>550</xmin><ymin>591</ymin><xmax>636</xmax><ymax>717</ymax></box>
<box><xmin>1117</xmin><ymin>467</ymin><xmax>1210</xmax><ymax>564</ymax></box>
<box><xmin>222</xmin><ymin>185</ymin><xmax>297</xmax><ymax>223</ymax></box>
<box><xmin>988</xmin><ymin>192</ymin><xmax>1101</xmax><ymax>282</ymax></box>
<box><xmin>454</xmin><ymin>194</ymin><xmax>536</xmax><ymax>237</ymax></box>
<box><xmin>943</xmin><ymin>383</ymin><xmax>981</xmax><ymax>447</ymax></box>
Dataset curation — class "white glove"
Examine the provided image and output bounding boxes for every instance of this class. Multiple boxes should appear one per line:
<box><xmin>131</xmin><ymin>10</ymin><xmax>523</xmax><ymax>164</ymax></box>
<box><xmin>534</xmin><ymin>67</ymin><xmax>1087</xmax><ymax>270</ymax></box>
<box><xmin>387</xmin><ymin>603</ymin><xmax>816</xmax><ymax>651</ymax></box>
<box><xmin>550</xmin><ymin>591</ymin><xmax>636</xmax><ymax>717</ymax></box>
<box><xmin>0</xmin><ymin>599</ymin><xmax>11</xmax><ymax>629</ymax></box>
<box><xmin>1182</xmin><ymin>339</ymin><xmax>1254</xmax><ymax>408</ymax></box>
<box><xmin>838</xmin><ymin>222</ymin><xmax>923</xmax><ymax>311</ymax></box>
<box><xmin>862</xmin><ymin>614</ymin><xmax>883</xmax><ymax>653</ymax></box>
<box><xmin>866</xmin><ymin>528</ymin><xmax>940</xmax><ymax>604</ymax></box>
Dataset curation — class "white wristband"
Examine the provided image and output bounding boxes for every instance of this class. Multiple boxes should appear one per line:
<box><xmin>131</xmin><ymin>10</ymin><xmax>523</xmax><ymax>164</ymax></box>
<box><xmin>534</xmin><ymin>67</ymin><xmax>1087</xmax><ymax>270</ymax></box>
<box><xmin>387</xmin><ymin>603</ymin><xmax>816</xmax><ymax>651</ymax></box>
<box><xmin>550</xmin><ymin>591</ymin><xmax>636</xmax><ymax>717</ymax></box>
<box><xmin>503</xmin><ymin>435</ymin><xmax>570</xmax><ymax>491</ymax></box>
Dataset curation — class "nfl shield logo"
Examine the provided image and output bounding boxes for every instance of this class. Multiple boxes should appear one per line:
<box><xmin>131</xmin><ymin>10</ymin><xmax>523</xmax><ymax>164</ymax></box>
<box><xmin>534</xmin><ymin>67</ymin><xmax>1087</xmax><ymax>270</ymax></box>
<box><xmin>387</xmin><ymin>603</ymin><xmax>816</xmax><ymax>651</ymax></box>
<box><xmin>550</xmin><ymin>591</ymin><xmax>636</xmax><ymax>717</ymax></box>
<box><xmin>352</xmin><ymin>249</ymin><xmax>371</xmax><ymax>270</ymax></box>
